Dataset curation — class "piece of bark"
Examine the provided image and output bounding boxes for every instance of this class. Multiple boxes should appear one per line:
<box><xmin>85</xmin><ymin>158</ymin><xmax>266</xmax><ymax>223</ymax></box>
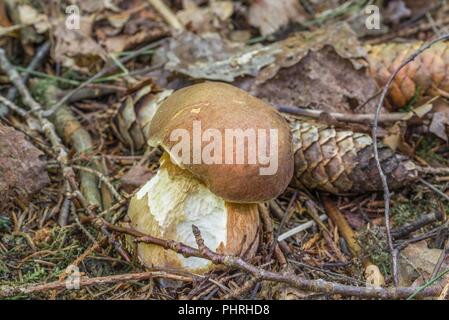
<box><xmin>0</xmin><ymin>123</ymin><xmax>49</xmax><ymax>209</ymax></box>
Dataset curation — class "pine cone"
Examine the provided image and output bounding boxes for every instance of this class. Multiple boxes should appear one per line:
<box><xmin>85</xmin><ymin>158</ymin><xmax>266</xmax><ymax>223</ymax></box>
<box><xmin>291</xmin><ymin>118</ymin><xmax>418</xmax><ymax>194</ymax></box>
<box><xmin>112</xmin><ymin>85</ymin><xmax>172</xmax><ymax>150</ymax></box>
<box><xmin>367</xmin><ymin>41</ymin><xmax>449</xmax><ymax>108</ymax></box>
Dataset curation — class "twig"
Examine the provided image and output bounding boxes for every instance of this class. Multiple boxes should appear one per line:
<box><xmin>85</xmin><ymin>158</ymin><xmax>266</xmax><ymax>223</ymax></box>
<box><xmin>276</xmin><ymin>104</ymin><xmax>426</xmax><ymax>124</ymax></box>
<box><xmin>0</xmin><ymin>56</ymin><xmax>133</xmax><ymax>262</ymax></box>
<box><xmin>70</xmin><ymin>186</ymin><xmax>131</xmax><ymax>262</ymax></box>
<box><xmin>274</xmin><ymin>191</ymin><xmax>298</xmax><ymax>243</ymax></box>
<box><xmin>391</xmin><ymin>211</ymin><xmax>445</xmax><ymax>238</ymax></box>
<box><xmin>0</xmin><ymin>95</ymin><xmax>27</xmax><ymax>117</ymax></box>
<box><xmin>0</xmin><ymin>48</ymin><xmax>69</xmax><ymax>165</ymax></box>
<box><xmin>419</xmin><ymin>178</ymin><xmax>449</xmax><ymax>202</ymax></box>
<box><xmin>70</xmin><ymin>200</ymin><xmax>97</xmax><ymax>244</ymax></box>
<box><xmin>222</xmin><ymin>277</ymin><xmax>258</xmax><ymax>300</ymax></box>
<box><xmin>72</xmin><ymin>165</ymin><xmax>124</xmax><ymax>202</ymax></box>
<box><xmin>431</xmin><ymin>232</ymin><xmax>449</xmax><ymax>279</ymax></box>
<box><xmin>418</xmin><ymin>166</ymin><xmax>449</xmax><ymax>176</ymax></box>
<box><xmin>0</xmin><ymin>271</ymin><xmax>194</xmax><ymax>297</ymax></box>
<box><xmin>371</xmin><ymin>33</ymin><xmax>449</xmax><ymax>287</ymax></box>
<box><xmin>258</xmin><ymin>204</ymin><xmax>287</xmax><ymax>266</ymax></box>
<box><xmin>0</xmin><ymin>41</ymin><xmax>50</xmax><ymax>117</ymax></box>
<box><xmin>147</xmin><ymin>0</ymin><xmax>184</xmax><ymax>31</ymax></box>
<box><xmin>103</xmin><ymin>222</ymin><xmax>443</xmax><ymax>299</ymax></box>
<box><xmin>277</xmin><ymin>214</ymin><xmax>328</xmax><ymax>241</ymax></box>
<box><xmin>41</xmin><ymin>84</ymin><xmax>103</xmax><ymax>207</ymax></box>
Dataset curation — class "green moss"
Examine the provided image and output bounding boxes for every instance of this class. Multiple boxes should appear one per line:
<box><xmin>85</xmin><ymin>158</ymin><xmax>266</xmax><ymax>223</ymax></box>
<box><xmin>416</xmin><ymin>135</ymin><xmax>448</xmax><ymax>165</ymax></box>
<box><xmin>359</xmin><ymin>226</ymin><xmax>391</xmax><ymax>277</ymax></box>
<box><xmin>0</xmin><ymin>216</ymin><xmax>11</xmax><ymax>233</ymax></box>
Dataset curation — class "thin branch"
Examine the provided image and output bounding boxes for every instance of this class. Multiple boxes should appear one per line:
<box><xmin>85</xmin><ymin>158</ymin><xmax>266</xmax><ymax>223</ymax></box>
<box><xmin>419</xmin><ymin>178</ymin><xmax>449</xmax><ymax>202</ymax></box>
<box><xmin>0</xmin><ymin>41</ymin><xmax>50</xmax><ymax>117</ymax></box>
<box><xmin>72</xmin><ymin>165</ymin><xmax>124</xmax><ymax>202</ymax></box>
<box><xmin>0</xmin><ymin>95</ymin><xmax>27</xmax><ymax>117</ymax></box>
<box><xmin>276</xmin><ymin>104</ymin><xmax>426</xmax><ymax>124</ymax></box>
<box><xmin>102</xmin><ymin>221</ymin><xmax>444</xmax><ymax>299</ymax></box>
<box><xmin>147</xmin><ymin>0</ymin><xmax>184</xmax><ymax>31</ymax></box>
<box><xmin>0</xmin><ymin>271</ymin><xmax>195</xmax><ymax>297</ymax></box>
<box><xmin>371</xmin><ymin>33</ymin><xmax>449</xmax><ymax>287</ymax></box>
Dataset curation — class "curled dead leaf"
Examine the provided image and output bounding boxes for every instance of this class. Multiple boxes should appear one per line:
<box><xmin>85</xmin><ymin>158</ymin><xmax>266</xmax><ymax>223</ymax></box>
<box><xmin>54</xmin><ymin>19</ymin><xmax>108</xmax><ymax>73</ymax></box>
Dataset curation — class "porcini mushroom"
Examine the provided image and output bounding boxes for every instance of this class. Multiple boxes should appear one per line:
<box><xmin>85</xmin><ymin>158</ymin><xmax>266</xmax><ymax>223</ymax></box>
<box><xmin>127</xmin><ymin>82</ymin><xmax>294</xmax><ymax>273</ymax></box>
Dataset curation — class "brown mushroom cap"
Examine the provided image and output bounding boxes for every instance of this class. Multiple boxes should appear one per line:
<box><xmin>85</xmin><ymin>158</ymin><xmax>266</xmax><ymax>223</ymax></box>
<box><xmin>148</xmin><ymin>82</ymin><xmax>294</xmax><ymax>203</ymax></box>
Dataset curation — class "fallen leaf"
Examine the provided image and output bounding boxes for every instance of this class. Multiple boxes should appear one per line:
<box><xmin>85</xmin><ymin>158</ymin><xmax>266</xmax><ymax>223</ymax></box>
<box><xmin>176</xmin><ymin>0</ymin><xmax>233</xmax><ymax>34</ymax></box>
<box><xmin>383</xmin><ymin>122</ymin><xmax>402</xmax><ymax>151</ymax></box>
<box><xmin>94</xmin><ymin>1</ymin><xmax>168</xmax><ymax>53</ymax></box>
<box><xmin>54</xmin><ymin>18</ymin><xmax>108</xmax><ymax>73</ymax></box>
<box><xmin>399</xmin><ymin>240</ymin><xmax>449</xmax><ymax>287</ymax></box>
<box><xmin>17</xmin><ymin>4</ymin><xmax>50</xmax><ymax>33</ymax></box>
<box><xmin>248</xmin><ymin>0</ymin><xmax>307</xmax><ymax>36</ymax></box>
<box><xmin>160</xmin><ymin>31</ymin><xmax>278</xmax><ymax>82</ymax></box>
<box><xmin>429</xmin><ymin>112</ymin><xmax>449</xmax><ymax>142</ymax></box>
<box><xmin>250</xmin><ymin>23</ymin><xmax>380</xmax><ymax>114</ymax></box>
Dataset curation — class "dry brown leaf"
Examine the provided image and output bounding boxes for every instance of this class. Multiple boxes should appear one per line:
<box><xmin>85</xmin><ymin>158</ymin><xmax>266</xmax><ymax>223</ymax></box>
<box><xmin>54</xmin><ymin>18</ymin><xmax>108</xmax><ymax>73</ymax></box>
<box><xmin>94</xmin><ymin>1</ymin><xmax>167</xmax><ymax>53</ymax></box>
<box><xmin>382</xmin><ymin>122</ymin><xmax>402</xmax><ymax>151</ymax></box>
<box><xmin>248</xmin><ymin>0</ymin><xmax>306</xmax><ymax>36</ymax></box>
<box><xmin>176</xmin><ymin>0</ymin><xmax>233</xmax><ymax>34</ymax></box>
<box><xmin>251</xmin><ymin>23</ymin><xmax>379</xmax><ymax>114</ymax></box>
<box><xmin>161</xmin><ymin>31</ymin><xmax>277</xmax><ymax>82</ymax></box>
<box><xmin>399</xmin><ymin>240</ymin><xmax>449</xmax><ymax>287</ymax></box>
<box><xmin>429</xmin><ymin>112</ymin><xmax>449</xmax><ymax>142</ymax></box>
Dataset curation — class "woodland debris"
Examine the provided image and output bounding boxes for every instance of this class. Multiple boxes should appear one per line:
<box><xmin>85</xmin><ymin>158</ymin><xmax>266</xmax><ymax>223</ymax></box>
<box><xmin>399</xmin><ymin>240</ymin><xmax>449</xmax><ymax>287</ymax></box>
<box><xmin>53</xmin><ymin>19</ymin><xmax>107</xmax><ymax>74</ymax></box>
<box><xmin>0</xmin><ymin>123</ymin><xmax>49</xmax><ymax>209</ymax></box>
<box><xmin>108</xmin><ymin>222</ymin><xmax>443</xmax><ymax>299</ymax></box>
<box><xmin>94</xmin><ymin>1</ymin><xmax>168</xmax><ymax>53</ymax></box>
<box><xmin>248</xmin><ymin>0</ymin><xmax>307</xmax><ymax>36</ymax></box>
<box><xmin>367</xmin><ymin>41</ymin><xmax>449</xmax><ymax>109</ymax></box>
<box><xmin>322</xmin><ymin>196</ymin><xmax>385</xmax><ymax>288</ymax></box>
<box><xmin>159</xmin><ymin>31</ymin><xmax>277</xmax><ymax>82</ymax></box>
<box><xmin>176</xmin><ymin>0</ymin><xmax>234</xmax><ymax>34</ymax></box>
<box><xmin>290</xmin><ymin>118</ymin><xmax>418</xmax><ymax>194</ymax></box>
<box><xmin>39</xmin><ymin>84</ymin><xmax>103</xmax><ymax>208</ymax></box>
<box><xmin>112</xmin><ymin>82</ymin><xmax>173</xmax><ymax>150</ymax></box>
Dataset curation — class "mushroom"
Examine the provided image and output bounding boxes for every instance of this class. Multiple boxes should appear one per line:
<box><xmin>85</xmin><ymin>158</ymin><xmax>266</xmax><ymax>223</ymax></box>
<box><xmin>127</xmin><ymin>82</ymin><xmax>294</xmax><ymax>273</ymax></box>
